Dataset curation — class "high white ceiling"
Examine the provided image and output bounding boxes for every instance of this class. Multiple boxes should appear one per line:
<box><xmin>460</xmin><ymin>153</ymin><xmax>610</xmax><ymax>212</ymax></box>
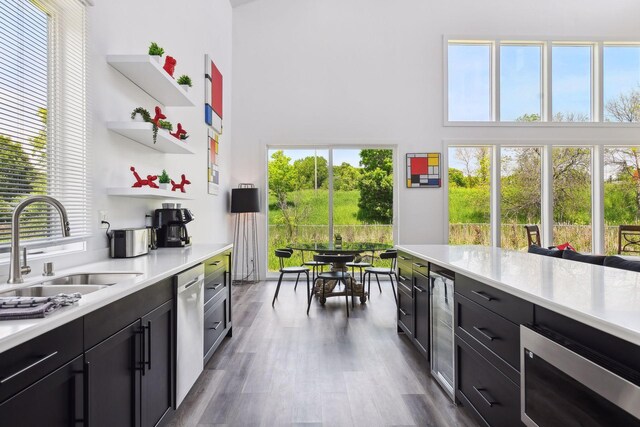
<box><xmin>230</xmin><ymin>0</ymin><xmax>258</xmax><ymax>8</ymax></box>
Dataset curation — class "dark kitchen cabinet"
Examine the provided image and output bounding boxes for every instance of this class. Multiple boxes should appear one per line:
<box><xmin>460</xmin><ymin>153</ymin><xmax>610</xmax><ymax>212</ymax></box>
<box><xmin>85</xmin><ymin>320</ymin><xmax>141</xmax><ymax>427</ymax></box>
<box><xmin>413</xmin><ymin>270</ymin><xmax>430</xmax><ymax>358</ymax></box>
<box><xmin>141</xmin><ymin>300</ymin><xmax>175</xmax><ymax>427</ymax></box>
<box><xmin>0</xmin><ymin>355</ymin><xmax>84</xmax><ymax>427</ymax></box>
<box><xmin>203</xmin><ymin>251</ymin><xmax>233</xmax><ymax>365</ymax></box>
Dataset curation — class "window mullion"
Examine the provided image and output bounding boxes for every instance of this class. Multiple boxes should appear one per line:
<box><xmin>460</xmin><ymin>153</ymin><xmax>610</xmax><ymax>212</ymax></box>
<box><xmin>595</xmin><ymin>42</ymin><xmax>604</xmax><ymax>123</ymax></box>
<box><xmin>491</xmin><ymin>145</ymin><xmax>501</xmax><ymax>247</ymax></box>
<box><xmin>592</xmin><ymin>146</ymin><xmax>605</xmax><ymax>254</ymax></box>
<box><xmin>544</xmin><ymin>41</ymin><xmax>552</xmax><ymax>122</ymax></box>
<box><xmin>541</xmin><ymin>146</ymin><xmax>554</xmax><ymax>246</ymax></box>
<box><xmin>328</xmin><ymin>149</ymin><xmax>334</xmax><ymax>241</ymax></box>
<box><xmin>494</xmin><ymin>40</ymin><xmax>500</xmax><ymax>122</ymax></box>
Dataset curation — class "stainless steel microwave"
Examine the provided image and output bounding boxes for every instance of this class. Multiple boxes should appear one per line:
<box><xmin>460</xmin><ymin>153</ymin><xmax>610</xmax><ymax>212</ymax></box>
<box><xmin>520</xmin><ymin>325</ymin><xmax>640</xmax><ymax>427</ymax></box>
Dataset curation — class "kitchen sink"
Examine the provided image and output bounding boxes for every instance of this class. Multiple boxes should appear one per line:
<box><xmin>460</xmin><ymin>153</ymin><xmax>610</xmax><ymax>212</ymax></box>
<box><xmin>38</xmin><ymin>272</ymin><xmax>142</xmax><ymax>286</ymax></box>
<box><xmin>0</xmin><ymin>285</ymin><xmax>109</xmax><ymax>297</ymax></box>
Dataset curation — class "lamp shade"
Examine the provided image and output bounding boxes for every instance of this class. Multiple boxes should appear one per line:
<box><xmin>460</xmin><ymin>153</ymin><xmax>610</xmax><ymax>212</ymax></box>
<box><xmin>231</xmin><ymin>188</ymin><xmax>260</xmax><ymax>213</ymax></box>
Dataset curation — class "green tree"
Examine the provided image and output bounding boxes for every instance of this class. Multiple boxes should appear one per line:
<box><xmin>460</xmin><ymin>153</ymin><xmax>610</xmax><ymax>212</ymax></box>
<box><xmin>606</xmin><ymin>87</ymin><xmax>640</xmax><ymax>122</ymax></box>
<box><xmin>268</xmin><ymin>150</ymin><xmax>298</xmax><ymax>207</ymax></box>
<box><xmin>448</xmin><ymin>168</ymin><xmax>466</xmax><ymax>188</ymax></box>
<box><xmin>0</xmin><ymin>134</ymin><xmax>36</xmax><ymax>203</ymax></box>
<box><xmin>357</xmin><ymin>149</ymin><xmax>393</xmax><ymax>223</ymax></box>
<box><xmin>293</xmin><ymin>155</ymin><xmax>328</xmax><ymax>189</ymax></box>
<box><xmin>333</xmin><ymin>162</ymin><xmax>361</xmax><ymax>191</ymax></box>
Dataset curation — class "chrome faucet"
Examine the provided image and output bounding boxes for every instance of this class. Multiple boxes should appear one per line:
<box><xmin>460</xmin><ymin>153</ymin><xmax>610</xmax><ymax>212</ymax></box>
<box><xmin>8</xmin><ymin>196</ymin><xmax>70</xmax><ymax>284</ymax></box>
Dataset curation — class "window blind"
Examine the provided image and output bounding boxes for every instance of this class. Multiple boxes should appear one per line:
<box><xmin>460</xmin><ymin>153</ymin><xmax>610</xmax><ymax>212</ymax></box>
<box><xmin>0</xmin><ymin>0</ymin><xmax>89</xmax><ymax>252</ymax></box>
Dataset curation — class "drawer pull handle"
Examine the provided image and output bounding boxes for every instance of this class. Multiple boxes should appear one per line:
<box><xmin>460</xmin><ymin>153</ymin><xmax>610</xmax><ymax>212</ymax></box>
<box><xmin>399</xmin><ymin>308</ymin><xmax>410</xmax><ymax>316</ymax></box>
<box><xmin>473</xmin><ymin>386</ymin><xmax>498</xmax><ymax>407</ymax></box>
<box><xmin>414</xmin><ymin>285</ymin><xmax>426</xmax><ymax>293</ymax></box>
<box><xmin>207</xmin><ymin>283</ymin><xmax>223</xmax><ymax>291</ymax></box>
<box><xmin>412</xmin><ymin>263</ymin><xmax>427</xmax><ymax>268</ymax></box>
<box><xmin>209</xmin><ymin>261</ymin><xmax>221</xmax><ymax>266</ymax></box>
<box><xmin>1</xmin><ymin>351</ymin><xmax>58</xmax><ymax>384</ymax></box>
<box><xmin>398</xmin><ymin>275</ymin><xmax>409</xmax><ymax>282</ymax></box>
<box><xmin>184</xmin><ymin>278</ymin><xmax>200</xmax><ymax>289</ymax></box>
<box><xmin>209</xmin><ymin>321</ymin><xmax>223</xmax><ymax>330</ymax></box>
<box><xmin>471</xmin><ymin>290</ymin><xmax>494</xmax><ymax>302</ymax></box>
<box><xmin>473</xmin><ymin>326</ymin><xmax>497</xmax><ymax>342</ymax></box>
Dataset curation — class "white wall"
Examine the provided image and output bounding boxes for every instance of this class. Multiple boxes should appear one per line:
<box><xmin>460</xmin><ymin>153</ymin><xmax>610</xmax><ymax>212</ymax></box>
<box><xmin>89</xmin><ymin>0</ymin><xmax>233</xmax><ymax>252</ymax></box>
<box><xmin>0</xmin><ymin>0</ymin><xmax>233</xmax><ymax>279</ymax></box>
<box><xmin>231</xmin><ymin>0</ymin><xmax>640</xmax><ymax>276</ymax></box>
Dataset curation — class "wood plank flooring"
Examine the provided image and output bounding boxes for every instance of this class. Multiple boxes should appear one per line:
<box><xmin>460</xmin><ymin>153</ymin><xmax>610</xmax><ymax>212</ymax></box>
<box><xmin>167</xmin><ymin>279</ymin><xmax>478</xmax><ymax>427</ymax></box>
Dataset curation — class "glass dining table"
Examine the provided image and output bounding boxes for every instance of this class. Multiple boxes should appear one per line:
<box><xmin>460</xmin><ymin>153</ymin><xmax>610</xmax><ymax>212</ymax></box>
<box><xmin>288</xmin><ymin>242</ymin><xmax>393</xmax><ymax>304</ymax></box>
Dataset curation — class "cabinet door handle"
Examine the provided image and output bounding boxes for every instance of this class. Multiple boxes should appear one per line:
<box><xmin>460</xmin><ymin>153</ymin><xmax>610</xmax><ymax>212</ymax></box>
<box><xmin>207</xmin><ymin>283</ymin><xmax>223</xmax><ymax>291</ymax></box>
<box><xmin>471</xmin><ymin>290</ymin><xmax>494</xmax><ymax>302</ymax></box>
<box><xmin>473</xmin><ymin>326</ymin><xmax>497</xmax><ymax>342</ymax></box>
<box><xmin>184</xmin><ymin>277</ymin><xmax>200</xmax><ymax>289</ymax></box>
<box><xmin>84</xmin><ymin>361</ymin><xmax>91</xmax><ymax>427</ymax></box>
<box><xmin>399</xmin><ymin>308</ymin><xmax>409</xmax><ymax>316</ymax></box>
<box><xmin>209</xmin><ymin>321</ymin><xmax>222</xmax><ymax>330</ymax></box>
<box><xmin>146</xmin><ymin>321</ymin><xmax>152</xmax><ymax>371</ymax></box>
<box><xmin>398</xmin><ymin>275</ymin><xmax>409</xmax><ymax>282</ymax></box>
<box><xmin>415</xmin><ymin>285</ymin><xmax>426</xmax><ymax>293</ymax></box>
<box><xmin>209</xmin><ymin>260</ymin><xmax>221</xmax><ymax>266</ymax></box>
<box><xmin>473</xmin><ymin>386</ymin><xmax>497</xmax><ymax>407</ymax></box>
<box><xmin>412</xmin><ymin>262</ymin><xmax>427</xmax><ymax>268</ymax></box>
<box><xmin>0</xmin><ymin>351</ymin><xmax>58</xmax><ymax>384</ymax></box>
<box><xmin>140</xmin><ymin>326</ymin><xmax>147</xmax><ymax>376</ymax></box>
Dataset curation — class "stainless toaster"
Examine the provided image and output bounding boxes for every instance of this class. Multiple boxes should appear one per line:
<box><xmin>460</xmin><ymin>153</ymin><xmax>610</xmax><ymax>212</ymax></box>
<box><xmin>109</xmin><ymin>228</ymin><xmax>149</xmax><ymax>258</ymax></box>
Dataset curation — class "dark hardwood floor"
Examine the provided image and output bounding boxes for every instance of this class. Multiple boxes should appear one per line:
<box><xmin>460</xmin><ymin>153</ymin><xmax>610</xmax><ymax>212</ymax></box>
<box><xmin>168</xmin><ymin>279</ymin><xmax>478</xmax><ymax>427</ymax></box>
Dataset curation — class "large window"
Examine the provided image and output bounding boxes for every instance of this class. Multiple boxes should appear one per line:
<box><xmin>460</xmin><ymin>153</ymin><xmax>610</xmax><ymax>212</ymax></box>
<box><xmin>552</xmin><ymin>45</ymin><xmax>593</xmax><ymax>121</ymax></box>
<box><xmin>604</xmin><ymin>147</ymin><xmax>640</xmax><ymax>254</ymax></box>
<box><xmin>0</xmin><ymin>0</ymin><xmax>89</xmax><ymax>254</ymax></box>
<box><xmin>500</xmin><ymin>147</ymin><xmax>542</xmax><ymax>249</ymax></box>
<box><xmin>500</xmin><ymin>44</ymin><xmax>542</xmax><ymax>121</ymax></box>
<box><xmin>552</xmin><ymin>147</ymin><xmax>592</xmax><ymax>252</ymax></box>
<box><xmin>447</xmin><ymin>43</ymin><xmax>492</xmax><ymax>122</ymax></box>
<box><xmin>267</xmin><ymin>148</ymin><xmax>394</xmax><ymax>272</ymax></box>
<box><xmin>448</xmin><ymin>147</ymin><xmax>491</xmax><ymax>245</ymax></box>
<box><xmin>604</xmin><ymin>45</ymin><xmax>640</xmax><ymax>122</ymax></box>
<box><xmin>447</xmin><ymin>39</ymin><xmax>640</xmax><ymax>124</ymax></box>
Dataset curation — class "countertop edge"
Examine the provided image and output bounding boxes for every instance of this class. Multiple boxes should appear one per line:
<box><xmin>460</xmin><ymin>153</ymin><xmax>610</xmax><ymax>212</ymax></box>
<box><xmin>0</xmin><ymin>243</ymin><xmax>233</xmax><ymax>354</ymax></box>
<box><xmin>396</xmin><ymin>245</ymin><xmax>640</xmax><ymax>347</ymax></box>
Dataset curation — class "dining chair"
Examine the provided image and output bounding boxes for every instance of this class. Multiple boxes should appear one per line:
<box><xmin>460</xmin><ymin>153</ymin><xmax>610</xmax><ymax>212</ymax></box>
<box><xmin>524</xmin><ymin>225</ymin><xmax>541</xmax><ymax>247</ymax></box>
<box><xmin>272</xmin><ymin>248</ymin><xmax>310</xmax><ymax>308</ymax></box>
<box><xmin>309</xmin><ymin>253</ymin><xmax>355</xmax><ymax>316</ymax></box>
<box><xmin>362</xmin><ymin>249</ymin><xmax>398</xmax><ymax>306</ymax></box>
<box><xmin>299</xmin><ymin>250</ymin><xmax>328</xmax><ymax>288</ymax></box>
<box><xmin>618</xmin><ymin>225</ymin><xmax>640</xmax><ymax>255</ymax></box>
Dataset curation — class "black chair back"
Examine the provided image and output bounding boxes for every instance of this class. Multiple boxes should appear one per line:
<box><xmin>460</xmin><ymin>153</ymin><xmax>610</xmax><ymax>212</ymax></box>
<box><xmin>275</xmin><ymin>248</ymin><xmax>293</xmax><ymax>270</ymax></box>
<box><xmin>618</xmin><ymin>225</ymin><xmax>640</xmax><ymax>255</ymax></box>
<box><xmin>379</xmin><ymin>250</ymin><xmax>397</xmax><ymax>272</ymax></box>
<box><xmin>313</xmin><ymin>254</ymin><xmax>355</xmax><ymax>264</ymax></box>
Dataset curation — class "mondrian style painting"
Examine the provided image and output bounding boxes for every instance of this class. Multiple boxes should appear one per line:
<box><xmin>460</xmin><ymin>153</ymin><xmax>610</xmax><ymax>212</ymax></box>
<box><xmin>406</xmin><ymin>153</ymin><xmax>441</xmax><ymax>188</ymax></box>
<box><xmin>204</xmin><ymin>54</ymin><xmax>223</xmax><ymax>134</ymax></box>
<box><xmin>207</xmin><ymin>128</ymin><xmax>219</xmax><ymax>195</ymax></box>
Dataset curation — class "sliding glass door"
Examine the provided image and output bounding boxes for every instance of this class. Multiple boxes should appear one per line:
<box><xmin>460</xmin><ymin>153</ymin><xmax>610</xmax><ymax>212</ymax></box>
<box><xmin>267</xmin><ymin>147</ymin><xmax>394</xmax><ymax>272</ymax></box>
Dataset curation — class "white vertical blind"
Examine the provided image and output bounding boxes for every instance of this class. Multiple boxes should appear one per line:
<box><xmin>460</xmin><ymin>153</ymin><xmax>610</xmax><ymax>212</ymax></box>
<box><xmin>0</xmin><ymin>0</ymin><xmax>89</xmax><ymax>250</ymax></box>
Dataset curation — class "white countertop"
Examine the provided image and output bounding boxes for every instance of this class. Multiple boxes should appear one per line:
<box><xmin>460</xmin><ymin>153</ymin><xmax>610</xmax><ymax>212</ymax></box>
<box><xmin>396</xmin><ymin>245</ymin><xmax>640</xmax><ymax>346</ymax></box>
<box><xmin>0</xmin><ymin>243</ymin><xmax>232</xmax><ymax>353</ymax></box>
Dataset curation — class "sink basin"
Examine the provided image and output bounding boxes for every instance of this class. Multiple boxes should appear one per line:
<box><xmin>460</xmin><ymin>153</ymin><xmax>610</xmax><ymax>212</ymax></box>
<box><xmin>0</xmin><ymin>284</ymin><xmax>108</xmax><ymax>297</ymax></box>
<box><xmin>39</xmin><ymin>272</ymin><xmax>142</xmax><ymax>286</ymax></box>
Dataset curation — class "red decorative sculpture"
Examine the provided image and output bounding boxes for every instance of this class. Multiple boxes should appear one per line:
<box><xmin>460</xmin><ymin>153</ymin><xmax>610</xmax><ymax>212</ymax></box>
<box><xmin>130</xmin><ymin>166</ymin><xmax>159</xmax><ymax>189</ymax></box>
<box><xmin>163</xmin><ymin>56</ymin><xmax>177</xmax><ymax>77</ymax></box>
<box><xmin>170</xmin><ymin>123</ymin><xmax>187</xmax><ymax>140</ymax></box>
<box><xmin>152</xmin><ymin>106</ymin><xmax>166</xmax><ymax>126</ymax></box>
<box><xmin>171</xmin><ymin>174</ymin><xmax>191</xmax><ymax>193</ymax></box>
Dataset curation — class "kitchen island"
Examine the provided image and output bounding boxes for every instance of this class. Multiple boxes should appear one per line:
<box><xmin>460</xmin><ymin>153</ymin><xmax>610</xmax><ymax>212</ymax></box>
<box><xmin>395</xmin><ymin>244</ymin><xmax>640</xmax><ymax>427</ymax></box>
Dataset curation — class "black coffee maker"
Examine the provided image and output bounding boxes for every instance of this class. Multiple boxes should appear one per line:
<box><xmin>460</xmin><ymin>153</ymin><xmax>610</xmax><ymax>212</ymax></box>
<box><xmin>153</xmin><ymin>208</ymin><xmax>194</xmax><ymax>247</ymax></box>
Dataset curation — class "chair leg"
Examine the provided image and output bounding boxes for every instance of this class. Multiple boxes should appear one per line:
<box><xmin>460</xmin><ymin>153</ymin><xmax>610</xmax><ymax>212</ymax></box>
<box><xmin>367</xmin><ymin>272</ymin><xmax>371</xmax><ymax>299</ymax></box>
<box><xmin>294</xmin><ymin>272</ymin><xmax>300</xmax><ymax>290</ymax></box>
<box><xmin>272</xmin><ymin>273</ymin><xmax>284</xmax><ymax>306</ymax></box>
<box><xmin>343</xmin><ymin>279</ymin><xmax>350</xmax><ymax>317</ymax></box>
<box><xmin>389</xmin><ymin>273</ymin><xmax>398</xmax><ymax>307</ymax></box>
<box><xmin>350</xmin><ymin>277</ymin><xmax>355</xmax><ymax>308</ymax></box>
<box><xmin>305</xmin><ymin>271</ymin><xmax>311</xmax><ymax>315</ymax></box>
<box><xmin>375</xmin><ymin>274</ymin><xmax>383</xmax><ymax>293</ymax></box>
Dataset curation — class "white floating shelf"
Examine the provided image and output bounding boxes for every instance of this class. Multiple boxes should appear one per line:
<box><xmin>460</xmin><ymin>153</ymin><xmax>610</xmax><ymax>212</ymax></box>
<box><xmin>107</xmin><ymin>54</ymin><xmax>195</xmax><ymax>107</ymax></box>
<box><xmin>107</xmin><ymin>121</ymin><xmax>196</xmax><ymax>154</ymax></box>
<box><xmin>107</xmin><ymin>187</ymin><xmax>193</xmax><ymax>200</ymax></box>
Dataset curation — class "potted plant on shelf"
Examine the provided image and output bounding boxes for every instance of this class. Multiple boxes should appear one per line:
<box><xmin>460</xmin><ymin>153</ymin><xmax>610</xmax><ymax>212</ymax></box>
<box><xmin>158</xmin><ymin>169</ymin><xmax>171</xmax><ymax>190</ymax></box>
<box><xmin>130</xmin><ymin>107</ymin><xmax>160</xmax><ymax>144</ymax></box>
<box><xmin>177</xmin><ymin>75</ymin><xmax>192</xmax><ymax>92</ymax></box>
<box><xmin>148</xmin><ymin>42</ymin><xmax>164</xmax><ymax>62</ymax></box>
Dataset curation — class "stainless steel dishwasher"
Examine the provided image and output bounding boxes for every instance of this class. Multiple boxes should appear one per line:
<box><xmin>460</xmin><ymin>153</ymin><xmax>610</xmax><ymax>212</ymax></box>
<box><xmin>430</xmin><ymin>269</ymin><xmax>455</xmax><ymax>401</ymax></box>
<box><xmin>175</xmin><ymin>263</ymin><xmax>204</xmax><ymax>407</ymax></box>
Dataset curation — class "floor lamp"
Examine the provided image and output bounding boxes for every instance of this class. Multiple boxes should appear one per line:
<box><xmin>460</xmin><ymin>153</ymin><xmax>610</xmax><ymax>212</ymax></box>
<box><xmin>231</xmin><ymin>184</ymin><xmax>260</xmax><ymax>284</ymax></box>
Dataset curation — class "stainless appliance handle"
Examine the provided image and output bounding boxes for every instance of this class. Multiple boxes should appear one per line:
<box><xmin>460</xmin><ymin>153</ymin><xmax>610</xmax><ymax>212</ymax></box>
<box><xmin>520</xmin><ymin>326</ymin><xmax>640</xmax><ymax>424</ymax></box>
